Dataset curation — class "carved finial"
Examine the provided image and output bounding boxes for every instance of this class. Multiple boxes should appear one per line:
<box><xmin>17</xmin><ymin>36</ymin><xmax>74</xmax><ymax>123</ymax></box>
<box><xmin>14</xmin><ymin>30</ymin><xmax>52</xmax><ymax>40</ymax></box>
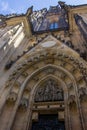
<box><xmin>58</xmin><ymin>1</ymin><xmax>70</xmax><ymax>11</ymax></box>
<box><xmin>26</xmin><ymin>6</ymin><xmax>33</xmax><ymax>16</ymax></box>
<box><xmin>58</xmin><ymin>1</ymin><xmax>65</xmax><ymax>6</ymax></box>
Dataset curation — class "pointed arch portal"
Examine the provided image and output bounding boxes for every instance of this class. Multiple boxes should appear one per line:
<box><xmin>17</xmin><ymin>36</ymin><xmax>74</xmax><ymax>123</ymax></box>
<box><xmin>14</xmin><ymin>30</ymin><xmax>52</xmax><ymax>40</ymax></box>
<box><xmin>1</xmin><ymin>47</ymin><xmax>87</xmax><ymax>130</ymax></box>
<box><xmin>32</xmin><ymin>77</ymin><xmax>65</xmax><ymax>130</ymax></box>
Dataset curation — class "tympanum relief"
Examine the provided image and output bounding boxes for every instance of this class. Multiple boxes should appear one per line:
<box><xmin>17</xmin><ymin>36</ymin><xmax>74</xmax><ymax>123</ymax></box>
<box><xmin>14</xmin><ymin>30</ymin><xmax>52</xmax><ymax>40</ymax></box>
<box><xmin>35</xmin><ymin>79</ymin><xmax>64</xmax><ymax>102</ymax></box>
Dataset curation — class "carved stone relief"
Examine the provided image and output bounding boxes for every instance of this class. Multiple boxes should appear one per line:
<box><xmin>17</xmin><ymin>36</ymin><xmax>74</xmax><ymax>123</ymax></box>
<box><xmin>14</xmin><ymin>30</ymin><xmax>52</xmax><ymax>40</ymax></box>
<box><xmin>35</xmin><ymin>79</ymin><xmax>64</xmax><ymax>102</ymax></box>
<box><xmin>68</xmin><ymin>95</ymin><xmax>76</xmax><ymax>110</ymax></box>
<box><xmin>7</xmin><ymin>92</ymin><xmax>17</xmax><ymax>103</ymax></box>
<box><xmin>19</xmin><ymin>98</ymin><xmax>28</xmax><ymax>109</ymax></box>
<box><xmin>45</xmin><ymin>68</ymin><xmax>56</xmax><ymax>74</ymax></box>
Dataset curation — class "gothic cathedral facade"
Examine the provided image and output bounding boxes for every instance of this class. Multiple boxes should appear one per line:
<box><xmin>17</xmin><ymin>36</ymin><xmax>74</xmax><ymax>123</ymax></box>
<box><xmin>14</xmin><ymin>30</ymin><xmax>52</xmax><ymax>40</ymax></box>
<box><xmin>0</xmin><ymin>1</ymin><xmax>87</xmax><ymax>130</ymax></box>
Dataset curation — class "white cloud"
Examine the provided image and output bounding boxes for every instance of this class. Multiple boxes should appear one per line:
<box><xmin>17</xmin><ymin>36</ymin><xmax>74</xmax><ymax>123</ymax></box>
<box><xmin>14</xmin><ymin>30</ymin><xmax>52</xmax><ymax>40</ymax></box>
<box><xmin>1</xmin><ymin>1</ymin><xmax>16</xmax><ymax>13</ymax></box>
<box><xmin>1</xmin><ymin>1</ymin><xmax>9</xmax><ymax>11</ymax></box>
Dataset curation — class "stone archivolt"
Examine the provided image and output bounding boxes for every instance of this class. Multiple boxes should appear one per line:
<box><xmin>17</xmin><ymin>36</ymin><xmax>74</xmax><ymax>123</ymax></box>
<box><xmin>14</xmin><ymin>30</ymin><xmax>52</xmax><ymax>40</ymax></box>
<box><xmin>0</xmin><ymin>47</ymin><xmax>86</xmax><ymax>130</ymax></box>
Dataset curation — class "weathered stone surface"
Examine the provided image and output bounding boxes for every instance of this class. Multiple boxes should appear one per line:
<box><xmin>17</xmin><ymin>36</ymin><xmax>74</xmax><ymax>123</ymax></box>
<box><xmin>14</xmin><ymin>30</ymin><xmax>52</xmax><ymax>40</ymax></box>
<box><xmin>0</xmin><ymin>2</ymin><xmax>87</xmax><ymax>130</ymax></box>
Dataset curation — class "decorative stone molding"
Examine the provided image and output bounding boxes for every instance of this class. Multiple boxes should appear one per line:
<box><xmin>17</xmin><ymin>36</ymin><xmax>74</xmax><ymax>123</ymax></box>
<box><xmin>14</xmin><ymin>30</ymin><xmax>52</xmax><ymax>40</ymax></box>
<box><xmin>32</xmin><ymin>77</ymin><xmax>39</xmax><ymax>82</ymax></box>
<box><xmin>68</xmin><ymin>95</ymin><xmax>76</xmax><ymax>110</ymax></box>
<box><xmin>19</xmin><ymin>98</ymin><xmax>28</xmax><ymax>109</ymax></box>
<box><xmin>70</xmin><ymin>67</ymin><xmax>77</xmax><ymax>74</ymax></box>
<box><xmin>61</xmin><ymin>73</ymin><xmax>66</xmax><ymax>79</ymax></box>
<box><xmin>79</xmin><ymin>87</ymin><xmax>87</xmax><ymax>102</ymax></box>
<box><xmin>45</xmin><ymin>67</ymin><xmax>56</xmax><ymax>74</ymax></box>
<box><xmin>5</xmin><ymin>50</ymin><xmax>87</xmax><ymax>90</ymax></box>
<box><xmin>77</xmin><ymin>78</ymin><xmax>84</xmax><ymax>85</ymax></box>
<box><xmin>7</xmin><ymin>92</ymin><xmax>17</xmax><ymax>103</ymax></box>
<box><xmin>60</xmin><ymin>62</ymin><xmax>67</xmax><ymax>67</ymax></box>
<box><xmin>5</xmin><ymin>81</ymin><xmax>10</xmax><ymax>88</ymax></box>
<box><xmin>68</xmin><ymin>83</ymin><xmax>73</xmax><ymax>89</ymax></box>
<box><xmin>22</xmin><ymin>72</ymin><xmax>28</xmax><ymax>77</ymax></box>
<box><xmin>44</xmin><ymin>58</ymin><xmax>54</xmax><ymax>64</ymax></box>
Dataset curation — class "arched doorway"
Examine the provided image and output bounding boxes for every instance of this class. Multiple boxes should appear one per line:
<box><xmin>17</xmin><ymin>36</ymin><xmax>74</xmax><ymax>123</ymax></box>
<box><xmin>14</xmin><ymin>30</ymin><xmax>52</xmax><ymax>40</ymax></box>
<box><xmin>31</xmin><ymin>78</ymin><xmax>65</xmax><ymax>130</ymax></box>
<box><xmin>32</xmin><ymin>114</ymin><xmax>65</xmax><ymax>130</ymax></box>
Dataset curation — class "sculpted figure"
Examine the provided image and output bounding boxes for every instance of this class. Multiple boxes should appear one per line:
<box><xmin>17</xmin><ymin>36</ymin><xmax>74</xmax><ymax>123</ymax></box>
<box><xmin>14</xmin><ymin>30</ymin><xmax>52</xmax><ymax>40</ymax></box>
<box><xmin>35</xmin><ymin>79</ymin><xmax>64</xmax><ymax>102</ymax></box>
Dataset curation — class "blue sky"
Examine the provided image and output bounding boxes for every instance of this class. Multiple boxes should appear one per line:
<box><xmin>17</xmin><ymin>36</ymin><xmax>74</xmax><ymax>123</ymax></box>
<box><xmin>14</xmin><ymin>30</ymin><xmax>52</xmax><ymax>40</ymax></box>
<box><xmin>0</xmin><ymin>0</ymin><xmax>87</xmax><ymax>15</ymax></box>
